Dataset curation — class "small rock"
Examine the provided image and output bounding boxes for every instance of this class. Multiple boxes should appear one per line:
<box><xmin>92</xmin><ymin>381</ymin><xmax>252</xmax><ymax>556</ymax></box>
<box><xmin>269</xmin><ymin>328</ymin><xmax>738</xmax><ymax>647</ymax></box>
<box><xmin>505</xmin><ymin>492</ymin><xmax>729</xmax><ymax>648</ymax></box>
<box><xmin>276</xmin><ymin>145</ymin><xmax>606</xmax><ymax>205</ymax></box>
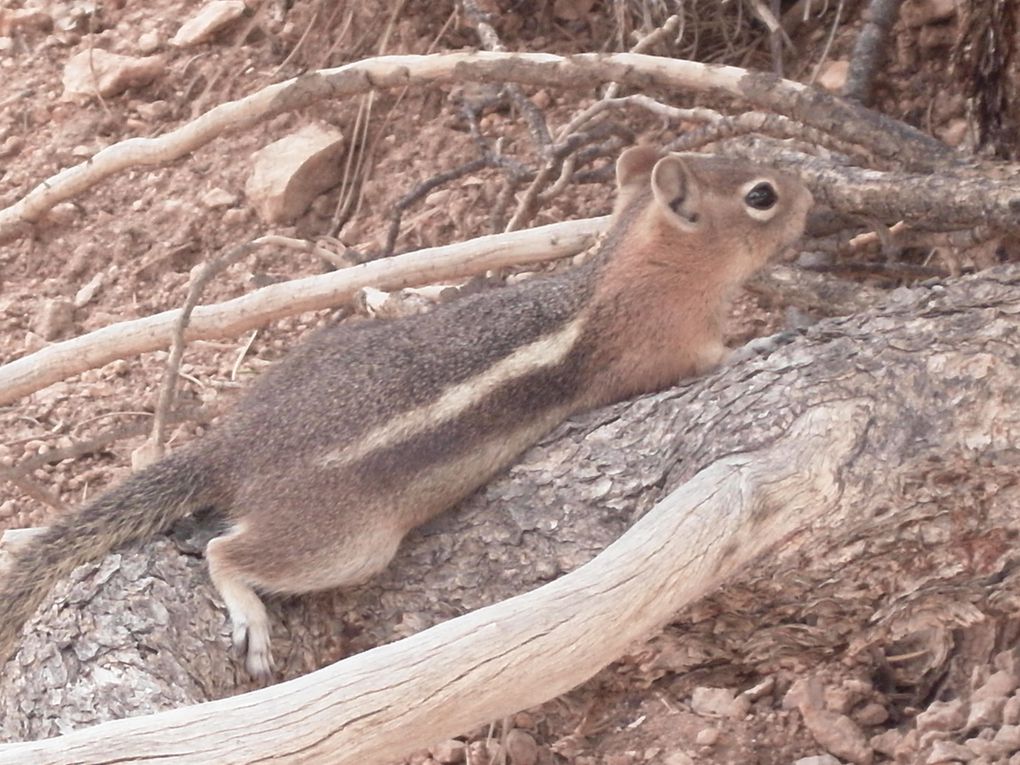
<box><xmin>917</xmin><ymin>700</ymin><xmax>967</xmax><ymax>734</ymax></box>
<box><xmin>45</xmin><ymin>201</ymin><xmax>79</xmax><ymax>226</ymax></box>
<box><xmin>471</xmin><ymin>741</ymin><xmax>499</xmax><ymax>763</ymax></box>
<box><xmin>604</xmin><ymin>754</ymin><xmax>633</xmax><ymax>765</ymax></box>
<box><xmin>826</xmin><ymin>686</ymin><xmax>855</xmax><ymax>714</ymax></box>
<box><xmin>783</xmin><ymin>677</ymin><xmax>814</xmax><ymax>710</ymax></box>
<box><xmin>0</xmin><ymin>8</ymin><xmax>53</xmax><ymax>35</ymax></box>
<box><xmin>871</xmin><ymin>729</ymin><xmax>902</xmax><ymax>757</ymax></box>
<box><xmin>993</xmin><ymin>724</ymin><xmax>1020</xmax><ymax>752</ymax></box>
<box><xmin>137</xmin><ymin>30</ymin><xmax>161</xmax><ymax>53</ymax></box>
<box><xmin>73</xmin><ymin>271</ymin><xmax>104</xmax><ymax>308</ymax></box>
<box><xmin>62</xmin><ymin>49</ymin><xmax>164</xmax><ymax>99</ymax></box>
<box><xmin>974</xmin><ymin>670</ymin><xmax>1020</xmax><ymax>703</ymax></box>
<box><xmin>901</xmin><ymin>0</ymin><xmax>958</xmax><ymax>27</ymax></box>
<box><xmin>134</xmin><ymin>99</ymin><xmax>171</xmax><ymax>121</ymax></box>
<box><xmin>33</xmin><ymin>298</ymin><xmax>75</xmax><ymax>340</ymax></box>
<box><xmin>802</xmin><ymin>707</ymin><xmax>874</xmax><ymax>765</ymax></box>
<box><xmin>663</xmin><ymin>754</ymin><xmax>694</xmax><ymax>765</ymax></box>
<box><xmin>505</xmin><ymin>729</ymin><xmax>538</xmax><ymax>765</ymax></box>
<box><xmin>894</xmin><ymin>730</ymin><xmax>921</xmax><ymax>761</ymax></box>
<box><xmin>816</xmin><ymin>60</ymin><xmax>849</xmax><ymax>92</ymax></box>
<box><xmin>964</xmin><ymin>734</ymin><xmax>997</xmax><ymax>758</ymax></box>
<box><xmin>691</xmin><ymin>687</ymin><xmax>747</xmax><ymax>719</ymax></box>
<box><xmin>222</xmin><ymin>207</ymin><xmax>249</xmax><ymax>226</ymax></box>
<box><xmin>938</xmin><ymin>118</ymin><xmax>970</xmax><ymax>148</ymax></box>
<box><xmin>695</xmin><ymin>728</ymin><xmax>719</xmax><ymax>746</ymax></box>
<box><xmin>170</xmin><ymin>0</ymin><xmax>247</xmax><ymax>47</ymax></box>
<box><xmin>513</xmin><ymin>712</ymin><xmax>536</xmax><ymax>729</ymax></box>
<box><xmin>794</xmin><ymin>756</ymin><xmax>842</xmax><ymax>765</ymax></box>
<box><xmin>927</xmin><ymin>739</ymin><xmax>976</xmax><ymax>763</ymax></box>
<box><xmin>0</xmin><ymin>135</ymin><xmax>22</xmax><ymax>158</ymax></box>
<box><xmin>918</xmin><ymin>24</ymin><xmax>955</xmax><ymax>49</ymax></box>
<box><xmin>966</xmin><ymin>697</ymin><xmax>1006</xmax><ymax>730</ymax></box>
<box><xmin>246</xmin><ymin>123</ymin><xmax>346</xmax><ymax>223</ymax></box>
<box><xmin>429</xmin><ymin>740</ymin><xmax>466</xmax><ymax>764</ymax></box>
<box><xmin>201</xmin><ymin>187</ymin><xmax>238</xmax><ymax>208</ymax></box>
<box><xmin>530</xmin><ymin>89</ymin><xmax>551</xmax><ymax>109</ymax></box>
<box><xmin>1005</xmin><ymin>694</ymin><xmax>1020</xmax><ymax>725</ymax></box>
<box><xmin>740</xmin><ymin>676</ymin><xmax>775</xmax><ymax>702</ymax></box>
<box><xmin>854</xmin><ymin>702</ymin><xmax>889</xmax><ymax>727</ymax></box>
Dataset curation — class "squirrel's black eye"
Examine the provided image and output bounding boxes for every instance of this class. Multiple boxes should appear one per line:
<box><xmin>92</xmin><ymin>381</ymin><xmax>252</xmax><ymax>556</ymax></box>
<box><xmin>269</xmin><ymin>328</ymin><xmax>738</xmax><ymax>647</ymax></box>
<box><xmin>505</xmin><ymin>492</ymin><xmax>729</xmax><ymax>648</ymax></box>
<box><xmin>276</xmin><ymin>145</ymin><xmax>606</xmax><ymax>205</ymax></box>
<box><xmin>745</xmin><ymin>182</ymin><xmax>778</xmax><ymax>210</ymax></box>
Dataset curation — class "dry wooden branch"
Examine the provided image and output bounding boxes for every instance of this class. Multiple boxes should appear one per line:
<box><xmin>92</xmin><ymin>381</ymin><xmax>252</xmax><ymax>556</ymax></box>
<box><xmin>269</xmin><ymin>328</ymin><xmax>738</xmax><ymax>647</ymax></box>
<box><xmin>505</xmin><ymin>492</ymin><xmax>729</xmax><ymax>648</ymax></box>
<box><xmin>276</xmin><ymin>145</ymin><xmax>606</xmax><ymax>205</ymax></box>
<box><xmin>504</xmin><ymin>14</ymin><xmax>685</xmax><ymax>232</ymax></box>
<box><xmin>144</xmin><ymin>244</ymin><xmax>254</xmax><ymax>465</ymax></box>
<box><xmin>0</xmin><ymin>218</ymin><xmax>607</xmax><ymax>407</ymax></box>
<box><xmin>0</xmin><ymin>470</ymin><xmax>66</xmax><ymax>515</ymax></box>
<box><xmin>0</xmin><ymin>50</ymin><xmax>953</xmax><ymax>243</ymax></box>
<box><xmin>459</xmin><ymin>0</ymin><xmax>553</xmax><ymax>156</ymax></box>
<box><xmin>5</xmin><ymin>265</ymin><xmax>1020</xmax><ymax>760</ymax></box>
<box><xmin>9</xmin><ymin>407</ymin><xmax>216</xmax><ymax>477</ymax></box>
<box><xmin>724</xmin><ymin>141</ymin><xmax>1020</xmax><ymax>231</ymax></box>
<box><xmin>667</xmin><ymin>110</ymin><xmax>883</xmax><ymax>165</ymax></box>
<box><xmin>383</xmin><ymin>157</ymin><xmax>491</xmax><ymax>256</ymax></box>
<box><xmin>843</xmin><ymin>0</ymin><xmax>904</xmax><ymax>104</ymax></box>
<box><xmin>0</xmin><ymin>400</ymin><xmax>863</xmax><ymax>764</ymax></box>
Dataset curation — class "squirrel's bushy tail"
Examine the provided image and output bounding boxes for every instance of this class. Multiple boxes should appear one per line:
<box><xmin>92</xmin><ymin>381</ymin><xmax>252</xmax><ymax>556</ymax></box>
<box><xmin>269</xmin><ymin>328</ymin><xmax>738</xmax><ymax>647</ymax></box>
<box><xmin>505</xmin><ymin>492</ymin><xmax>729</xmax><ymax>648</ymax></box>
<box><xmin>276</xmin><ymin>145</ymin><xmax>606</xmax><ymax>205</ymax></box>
<box><xmin>0</xmin><ymin>450</ymin><xmax>220</xmax><ymax>666</ymax></box>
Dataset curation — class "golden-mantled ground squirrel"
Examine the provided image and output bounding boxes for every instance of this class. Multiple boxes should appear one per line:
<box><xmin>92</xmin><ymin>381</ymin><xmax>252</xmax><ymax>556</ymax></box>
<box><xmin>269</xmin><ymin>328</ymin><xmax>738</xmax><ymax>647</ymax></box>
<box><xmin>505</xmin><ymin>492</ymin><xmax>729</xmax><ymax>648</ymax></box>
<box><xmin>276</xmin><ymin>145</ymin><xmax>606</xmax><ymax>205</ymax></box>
<box><xmin>0</xmin><ymin>146</ymin><xmax>813</xmax><ymax>678</ymax></box>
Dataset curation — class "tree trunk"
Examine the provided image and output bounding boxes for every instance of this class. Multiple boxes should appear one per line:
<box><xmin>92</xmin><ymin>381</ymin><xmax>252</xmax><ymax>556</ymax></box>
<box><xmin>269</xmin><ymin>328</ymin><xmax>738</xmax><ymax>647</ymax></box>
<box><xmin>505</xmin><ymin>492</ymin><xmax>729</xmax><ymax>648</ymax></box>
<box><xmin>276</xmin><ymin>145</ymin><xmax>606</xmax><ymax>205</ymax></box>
<box><xmin>2</xmin><ymin>266</ymin><xmax>1020</xmax><ymax>762</ymax></box>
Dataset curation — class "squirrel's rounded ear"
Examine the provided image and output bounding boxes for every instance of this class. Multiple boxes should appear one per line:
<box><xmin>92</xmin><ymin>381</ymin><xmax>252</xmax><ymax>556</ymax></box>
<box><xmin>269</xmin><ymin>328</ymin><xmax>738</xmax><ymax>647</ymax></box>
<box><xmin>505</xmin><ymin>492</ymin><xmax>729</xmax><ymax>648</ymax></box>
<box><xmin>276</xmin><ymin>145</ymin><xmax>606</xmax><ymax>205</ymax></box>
<box><xmin>652</xmin><ymin>155</ymin><xmax>702</xmax><ymax>230</ymax></box>
<box><xmin>616</xmin><ymin>146</ymin><xmax>663</xmax><ymax>190</ymax></box>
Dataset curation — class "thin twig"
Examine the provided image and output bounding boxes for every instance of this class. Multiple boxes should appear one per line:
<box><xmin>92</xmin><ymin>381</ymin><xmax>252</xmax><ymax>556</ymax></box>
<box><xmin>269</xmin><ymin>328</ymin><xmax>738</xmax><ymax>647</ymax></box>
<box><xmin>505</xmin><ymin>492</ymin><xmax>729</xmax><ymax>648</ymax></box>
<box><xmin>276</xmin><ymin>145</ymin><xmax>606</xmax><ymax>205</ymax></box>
<box><xmin>668</xmin><ymin>111</ymin><xmax>883</xmax><ymax>167</ymax></box>
<box><xmin>145</xmin><ymin>243</ymin><xmax>259</xmax><ymax>463</ymax></box>
<box><xmin>510</xmin><ymin>13</ymin><xmax>684</xmax><ymax>232</ymax></box>
<box><xmin>460</xmin><ymin>0</ymin><xmax>554</xmax><ymax>158</ymax></box>
<box><xmin>0</xmin><ymin>468</ymin><xmax>69</xmax><ymax>514</ymax></box>
<box><xmin>14</xmin><ymin>407</ymin><xmax>217</xmax><ymax>476</ymax></box>
<box><xmin>384</xmin><ymin>157</ymin><xmax>491</xmax><ymax>256</ymax></box>
<box><xmin>808</xmin><ymin>0</ymin><xmax>846</xmax><ymax>86</ymax></box>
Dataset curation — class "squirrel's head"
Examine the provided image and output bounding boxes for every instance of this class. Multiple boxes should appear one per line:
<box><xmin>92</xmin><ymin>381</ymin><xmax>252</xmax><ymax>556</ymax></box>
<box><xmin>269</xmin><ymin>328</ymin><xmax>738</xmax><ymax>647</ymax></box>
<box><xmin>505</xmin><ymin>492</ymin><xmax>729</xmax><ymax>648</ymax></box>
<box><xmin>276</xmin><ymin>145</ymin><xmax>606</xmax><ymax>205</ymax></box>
<box><xmin>614</xmin><ymin>146</ymin><xmax>814</xmax><ymax>275</ymax></box>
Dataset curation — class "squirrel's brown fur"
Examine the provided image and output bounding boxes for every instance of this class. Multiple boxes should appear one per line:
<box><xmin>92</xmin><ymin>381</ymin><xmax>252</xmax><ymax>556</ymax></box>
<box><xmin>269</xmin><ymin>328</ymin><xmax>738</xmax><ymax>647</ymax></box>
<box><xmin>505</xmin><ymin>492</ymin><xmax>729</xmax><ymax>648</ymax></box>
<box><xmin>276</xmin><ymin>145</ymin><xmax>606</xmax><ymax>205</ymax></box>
<box><xmin>0</xmin><ymin>147</ymin><xmax>813</xmax><ymax>678</ymax></box>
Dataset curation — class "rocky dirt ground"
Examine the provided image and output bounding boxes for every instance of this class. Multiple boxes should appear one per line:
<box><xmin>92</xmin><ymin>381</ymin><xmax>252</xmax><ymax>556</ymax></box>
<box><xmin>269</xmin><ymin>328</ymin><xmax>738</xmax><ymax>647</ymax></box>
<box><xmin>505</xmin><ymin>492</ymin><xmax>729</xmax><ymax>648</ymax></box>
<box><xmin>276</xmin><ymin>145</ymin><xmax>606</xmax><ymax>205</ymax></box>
<box><xmin>2</xmin><ymin>0</ymin><xmax>1018</xmax><ymax>763</ymax></box>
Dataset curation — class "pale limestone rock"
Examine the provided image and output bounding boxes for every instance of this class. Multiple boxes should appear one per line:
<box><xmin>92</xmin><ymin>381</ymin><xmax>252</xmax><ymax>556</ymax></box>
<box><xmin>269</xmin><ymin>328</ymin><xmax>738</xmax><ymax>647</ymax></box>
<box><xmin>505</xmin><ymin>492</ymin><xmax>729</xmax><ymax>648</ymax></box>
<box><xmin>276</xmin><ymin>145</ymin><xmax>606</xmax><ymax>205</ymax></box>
<box><xmin>694</xmin><ymin>727</ymin><xmax>719</xmax><ymax>746</ymax></box>
<box><xmin>170</xmin><ymin>1</ymin><xmax>247</xmax><ymax>47</ymax></box>
<box><xmin>62</xmin><ymin>49</ymin><xmax>164</xmax><ymax>100</ymax></box>
<box><xmin>246</xmin><ymin>123</ymin><xmax>346</xmax><ymax>224</ymax></box>
<box><xmin>966</xmin><ymin>697</ymin><xmax>1006</xmax><ymax>730</ymax></box>
<box><xmin>201</xmin><ymin>187</ymin><xmax>238</xmax><ymax>208</ymax></box>
<box><xmin>137</xmin><ymin>31</ymin><xmax>161</xmax><ymax>54</ymax></box>
<box><xmin>793</xmin><ymin>756</ymin><xmax>842</xmax><ymax>765</ymax></box>
<box><xmin>901</xmin><ymin>0</ymin><xmax>958</xmax><ymax>27</ymax></box>
<box><xmin>691</xmin><ymin>686</ymin><xmax>748</xmax><ymax>719</ymax></box>
<box><xmin>926</xmin><ymin>738</ymin><xmax>975</xmax><ymax>763</ymax></box>
<box><xmin>817</xmin><ymin>60</ymin><xmax>849</xmax><ymax>93</ymax></box>
<box><xmin>801</xmin><ymin>706</ymin><xmax>873</xmax><ymax>765</ymax></box>
<box><xmin>504</xmin><ymin>729</ymin><xmax>538</xmax><ymax>765</ymax></box>
<box><xmin>429</xmin><ymin>740</ymin><xmax>466</xmax><ymax>764</ymax></box>
<box><xmin>916</xmin><ymin>699</ymin><xmax>967</xmax><ymax>734</ymax></box>
<box><xmin>33</xmin><ymin>299</ymin><xmax>75</xmax><ymax>341</ymax></box>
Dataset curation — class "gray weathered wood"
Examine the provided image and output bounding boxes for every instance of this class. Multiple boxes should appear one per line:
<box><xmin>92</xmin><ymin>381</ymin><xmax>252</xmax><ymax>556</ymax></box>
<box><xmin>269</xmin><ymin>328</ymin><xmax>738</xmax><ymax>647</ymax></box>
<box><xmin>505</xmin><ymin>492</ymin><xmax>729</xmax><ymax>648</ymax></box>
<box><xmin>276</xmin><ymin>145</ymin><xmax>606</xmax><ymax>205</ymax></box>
<box><xmin>3</xmin><ymin>266</ymin><xmax>1020</xmax><ymax>762</ymax></box>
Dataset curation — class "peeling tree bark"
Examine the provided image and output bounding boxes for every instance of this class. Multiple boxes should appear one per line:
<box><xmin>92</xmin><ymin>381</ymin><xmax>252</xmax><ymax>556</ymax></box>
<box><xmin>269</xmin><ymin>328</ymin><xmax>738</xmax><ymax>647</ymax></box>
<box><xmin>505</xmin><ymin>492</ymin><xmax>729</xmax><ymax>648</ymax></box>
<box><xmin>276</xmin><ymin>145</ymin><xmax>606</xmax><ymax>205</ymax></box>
<box><xmin>3</xmin><ymin>266</ymin><xmax>1020</xmax><ymax>761</ymax></box>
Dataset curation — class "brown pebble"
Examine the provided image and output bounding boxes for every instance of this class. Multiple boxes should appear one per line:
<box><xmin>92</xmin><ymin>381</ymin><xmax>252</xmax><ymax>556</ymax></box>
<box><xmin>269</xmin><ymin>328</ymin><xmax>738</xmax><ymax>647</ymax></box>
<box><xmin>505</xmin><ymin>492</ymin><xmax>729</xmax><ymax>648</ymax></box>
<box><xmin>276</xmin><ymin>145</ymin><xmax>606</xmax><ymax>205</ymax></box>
<box><xmin>506</xmin><ymin>729</ymin><xmax>538</xmax><ymax>765</ymax></box>
<box><xmin>429</xmin><ymin>740</ymin><xmax>466</xmax><ymax>764</ymax></box>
